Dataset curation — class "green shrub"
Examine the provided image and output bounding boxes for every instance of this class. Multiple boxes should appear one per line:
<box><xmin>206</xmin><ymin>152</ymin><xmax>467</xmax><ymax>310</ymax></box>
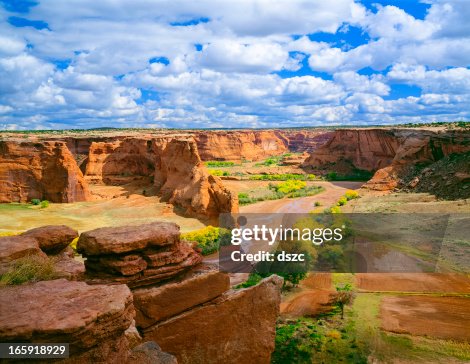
<box><xmin>235</xmin><ymin>273</ymin><xmax>264</xmax><ymax>289</ymax></box>
<box><xmin>40</xmin><ymin>200</ymin><xmax>49</xmax><ymax>208</ymax></box>
<box><xmin>238</xmin><ymin>192</ymin><xmax>249</xmax><ymax>199</ymax></box>
<box><xmin>0</xmin><ymin>255</ymin><xmax>57</xmax><ymax>286</ymax></box>
<box><xmin>272</xmin><ymin>319</ymin><xmax>323</xmax><ymax>364</ymax></box>
<box><xmin>337</xmin><ymin>197</ymin><xmax>348</xmax><ymax>206</ymax></box>
<box><xmin>314</xmin><ymin>201</ymin><xmax>321</xmax><ymax>207</ymax></box>
<box><xmin>31</xmin><ymin>199</ymin><xmax>41</xmax><ymax>205</ymax></box>
<box><xmin>205</xmin><ymin>161</ymin><xmax>235</xmax><ymax>167</ymax></box>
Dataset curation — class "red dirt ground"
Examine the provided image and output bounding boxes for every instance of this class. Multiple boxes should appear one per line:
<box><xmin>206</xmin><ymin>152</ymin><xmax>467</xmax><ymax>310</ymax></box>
<box><xmin>356</xmin><ymin>273</ymin><xmax>470</xmax><ymax>293</ymax></box>
<box><xmin>281</xmin><ymin>273</ymin><xmax>334</xmax><ymax>317</ymax></box>
<box><xmin>380</xmin><ymin>295</ymin><xmax>470</xmax><ymax>342</ymax></box>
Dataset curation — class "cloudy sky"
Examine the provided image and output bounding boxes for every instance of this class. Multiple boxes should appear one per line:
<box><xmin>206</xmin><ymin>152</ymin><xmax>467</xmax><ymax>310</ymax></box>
<box><xmin>0</xmin><ymin>0</ymin><xmax>469</xmax><ymax>129</ymax></box>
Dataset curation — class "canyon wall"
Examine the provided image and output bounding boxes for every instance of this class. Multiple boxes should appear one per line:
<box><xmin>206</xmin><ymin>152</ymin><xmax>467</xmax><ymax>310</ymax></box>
<box><xmin>0</xmin><ymin>136</ymin><xmax>238</xmax><ymax>219</ymax></box>
<box><xmin>365</xmin><ymin>129</ymin><xmax>470</xmax><ymax>192</ymax></box>
<box><xmin>0</xmin><ymin>140</ymin><xmax>90</xmax><ymax>203</ymax></box>
<box><xmin>193</xmin><ymin>129</ymin><xmax>333</xmax><ymax>161</ymax></box>
<box><xmin>302</xmin><ymin>129</ymin><xmax>400</xmax><ymax>173</ymax></box>
<box><xmin>194</xmin><ymin>130</ymin><xmax>289</xmax><ymax>162</ymax></box>
<box><xmin>302</xmin><ymin>128</ymin><xmax>470</xmax><ymax>193</ymax></box>
<box><xmin>83</xmin><ymin>136</ymin><xmax>238</xmax><ymax>218</ymax></box>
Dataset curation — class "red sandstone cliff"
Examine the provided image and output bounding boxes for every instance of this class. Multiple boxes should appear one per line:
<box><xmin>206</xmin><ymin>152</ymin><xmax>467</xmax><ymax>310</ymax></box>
<box><xmin>193</xmin><ymin>129</ymin><xmax>333</xmax><ymax>162</ymax></box>
<box><xmin>301</xmin><ymin>128</ymin><xmax>470</xmax><ymax>193</ymax></box>
<box><xmin>365</xmin><ymin>129</ymin><xmax>470</xmax><ymax>191</ymax></box>
<box><xmin>154</xmin><ymin>137</ymin><xmax>238</xmax><ymax>218</ymax></box>
<box><xmin>302</xmin><ymin>129</ymin><xmax>400</xmax><ymax>173</ymax></box>
<box><xmin>0</xmin><ymin>140</ymin><xmax>90</xmax><ymax>203</ymax></box>
<box><xmin>194</xmin><ymin>130</ymin><xmax>289</xmax><ymax>162</ymax></box>
<box><xmin>83</xmin><ymin>136</ymin><xmax>238</xmax><ymax>218</ymax></box>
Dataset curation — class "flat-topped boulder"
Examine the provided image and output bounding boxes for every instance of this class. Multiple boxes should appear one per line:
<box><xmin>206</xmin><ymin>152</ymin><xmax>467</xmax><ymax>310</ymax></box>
<box><xmin>0</xmin><ymin>279</ymin><xmax>134</xmax><ymax>361</ymax></box>
<box><xmin>77</xmin><ymin>222</ymin><xmax>180</xmax><ymax>255</ymax></box>
<box><xmin>22</xmin><ymin>225</ymin><xmax>78</xmax><ymax>254</ymax></box>
<box><xmin>79</xmin><ymin>223</ymin><xmax>203</xmax><ymax>288</ymax></box>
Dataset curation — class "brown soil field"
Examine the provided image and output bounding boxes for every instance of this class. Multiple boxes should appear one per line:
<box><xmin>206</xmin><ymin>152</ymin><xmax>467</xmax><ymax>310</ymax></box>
<box><xmin>380</xmin><ymin>295</ymin><xmax>470</xmax><ymax>342</ymax></box>
<box><xmin>280</xmin><ymin>273</ymin><xmax>334</xmax><ymax>317</ymax></box>
<box><xmin>356</xmin><ymin>273</ymin><xmax>470</xmax><ymax>293</ymax></box>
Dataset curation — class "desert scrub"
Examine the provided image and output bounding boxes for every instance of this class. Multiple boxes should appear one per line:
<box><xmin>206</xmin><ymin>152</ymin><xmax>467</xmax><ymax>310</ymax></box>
<box><xmin>274</xmin><ymin>180</ymin><xmax>306</xmax><ymax>194</ymax></box>
<box><xmin>0</xmin><ymin>254</ymin><xmax>57</xmax><ymax>286</ymax></box>
<box><xmin>208</xmin><ymin>169</ymin><xmax>229</xmax><ymax>177</ymax></box>
<box><xmin>205</xmin><ymin>161</ymin><xmax>236</xmax><ymax>167</ymax></box>
<box><xmin>31</xmin><ymin>198</ymin><xmax>41</xmax><ymax>205</ymax></box>
<box><xmin>40</xmin><ymin>200</ymin><xmax>49</xmax><ymax>208</ymax></box>
<box><xmin>344</xmin><ymin>190</ymin><xmax>359</xmax><ymax>200</ymax></box>
<box><xmin>181</xmin><ymin>226</ymin><xmax>230</xmax><ymax>255</ymax></box>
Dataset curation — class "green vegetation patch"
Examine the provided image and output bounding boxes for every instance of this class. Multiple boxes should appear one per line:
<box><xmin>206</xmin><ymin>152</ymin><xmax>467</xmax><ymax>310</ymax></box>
<box><xmin>238</xmin><ymin>183</ymin><xmax>324</xmax><ymax>205</ymax></box>
<box><xmin>205</xmin><ymin>161</ymin><xmax>236</xmax><ymax>167</ymax></box>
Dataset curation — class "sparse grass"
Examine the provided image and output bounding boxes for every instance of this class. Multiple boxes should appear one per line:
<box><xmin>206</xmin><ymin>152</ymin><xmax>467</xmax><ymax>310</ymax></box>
<box><xmin>0</xmin><ymin>254</ymin><xmax>57</xmax><ymax>286</ymax></box>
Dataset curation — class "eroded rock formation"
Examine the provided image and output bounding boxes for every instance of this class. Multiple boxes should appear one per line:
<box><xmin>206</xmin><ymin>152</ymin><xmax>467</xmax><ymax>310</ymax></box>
<box><xmin>0</xmin><ymin>140</ymin><xmax>90</xmax><ymax>203</ymax></box>
<box><xmin>77</xmin><ymin>222</ymin><xmax>203</xmax><ymax>288</ymax></box>
<box><xmin>154</xmin><ymin>138</ymin><xmax>238</xmax><ymax>218</ymax></box>
<box><xmin>302</xmin><ymin>129</ymin><xmax>400</xmax><ymax>173</ymax></box>
<box><xmin>0</xmin><ymin>279</ymin><xmax>134</xmax><ymax>362</ymax></box>
<box><xmin>302</xmin><ymin>128</ymin><xmax>470</xmax><ymax>195</ymax></box>
<box><xmin>0</xmin><ymin>222</ymin><xmax>284</xmax><ymax>363</ymax></box>
<box><xmin>0</xmin><ymin>225</ymin><xmax>84</xmax><ymax>278</ymax></box>
<box><xmin>364</xmin><ymin>129</ymin><xmax>470</xmax><ymax>193</ymax></box>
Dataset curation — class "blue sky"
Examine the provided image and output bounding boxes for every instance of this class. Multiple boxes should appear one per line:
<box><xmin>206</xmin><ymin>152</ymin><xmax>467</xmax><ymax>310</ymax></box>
<box><xmin>0</xmin><ymin>0</ymin><xmax>469</xmax><ymax>129</ymax></box>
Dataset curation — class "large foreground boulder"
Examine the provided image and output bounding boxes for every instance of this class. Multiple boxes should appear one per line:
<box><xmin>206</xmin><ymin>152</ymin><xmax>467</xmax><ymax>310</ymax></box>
<box><xmin>0</xmin><ymin>279</ymin><xmax>134</xmax><ymax>362</ymax></box>
<box><xmin>142</xmin><ymin>275</ymin><xmax>283</xmax><ymax>364</ymax></box>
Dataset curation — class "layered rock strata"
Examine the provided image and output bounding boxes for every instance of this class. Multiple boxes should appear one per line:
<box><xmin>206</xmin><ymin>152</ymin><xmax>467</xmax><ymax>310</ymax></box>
<box><xmin>0</xmin><ymin>279</ymin><xmax>135</xmax><ymax>363</ymax></box>
<box><xmin>77</xmin><ymin>222</ymin><xmax>203</xmax><ymax>288</ymax></box>
<box><xmin>142</xmin><ymin>275</ymin><xmax>283</xmax><ymax>364</ymax></box>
